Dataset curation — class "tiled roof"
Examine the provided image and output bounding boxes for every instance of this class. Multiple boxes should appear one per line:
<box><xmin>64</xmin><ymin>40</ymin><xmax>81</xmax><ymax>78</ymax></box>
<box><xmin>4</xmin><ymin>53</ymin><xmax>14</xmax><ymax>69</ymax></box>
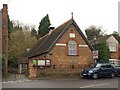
<box><xmin>17</xmin><ymin>57</ymin><xmax>28</xmax><ymax>64</ymax></box>
<box><xmin>27</xmin><ymin>18</ymin><xmax>94</xmax><ymax>58</ymax></box>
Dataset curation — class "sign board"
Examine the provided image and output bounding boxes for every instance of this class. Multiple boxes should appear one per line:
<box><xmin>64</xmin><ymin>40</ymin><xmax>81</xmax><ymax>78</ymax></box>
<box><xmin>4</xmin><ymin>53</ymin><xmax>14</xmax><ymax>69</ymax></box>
<box><xmin>70</xmin><ymin>33</ymin><xmax>75</xmax><ymax>38</ymax></box>
<box><xmin>93</xmin><ymin>50</ymin><xmax>98</xmax><ymax>59</ymax></box>
<box><xmin>32</xmin><ymin>60</ymin><xmax>37</xmax><ymax>65</ymax></box>
<box><xmin>38</xmin><ymin>60</ymin><xmax>45</xmax><ymax>66</ymax></box>
<box><xmin>46</xmin><ymin>60</ymin><xmax>50</xmax><ymax>66</ymax></box>
<box><xmin>37</xmin><ymin>59</ymin><xmax>51</xmax><ymax>66</ymax></box>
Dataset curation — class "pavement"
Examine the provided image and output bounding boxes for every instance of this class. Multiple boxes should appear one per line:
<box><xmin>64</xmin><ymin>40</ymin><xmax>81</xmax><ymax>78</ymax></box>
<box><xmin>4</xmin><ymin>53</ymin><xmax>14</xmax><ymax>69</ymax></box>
<box><xmin>2</xmin><ymin>74</ymin><xmax>28</xmax><ymax>82</ymax></box>
<box><xmin>2</xmin><ymin>74</ymin><xmax>80</xmax><ymax>85</ymax></box>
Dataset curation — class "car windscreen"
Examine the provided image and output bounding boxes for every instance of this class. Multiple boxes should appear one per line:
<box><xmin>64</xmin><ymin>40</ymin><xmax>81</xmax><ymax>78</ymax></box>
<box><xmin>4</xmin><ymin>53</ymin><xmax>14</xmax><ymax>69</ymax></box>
<box><xmin>91</xmin><ymin>63</ymin><xmax>101</xmax><ymax>68</ymax></box>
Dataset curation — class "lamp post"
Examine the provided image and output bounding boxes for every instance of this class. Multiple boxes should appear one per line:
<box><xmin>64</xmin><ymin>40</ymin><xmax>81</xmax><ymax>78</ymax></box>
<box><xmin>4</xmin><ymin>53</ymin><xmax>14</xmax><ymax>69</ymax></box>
<box><xmin>93</xmin><ymin>36</ymin><xmax>97</xmax><ymax>63</ymax></box>
<box><xmin>93</xmin><ymin>36</ymin><xmax>96</xmax><ymax>46</ymax></box>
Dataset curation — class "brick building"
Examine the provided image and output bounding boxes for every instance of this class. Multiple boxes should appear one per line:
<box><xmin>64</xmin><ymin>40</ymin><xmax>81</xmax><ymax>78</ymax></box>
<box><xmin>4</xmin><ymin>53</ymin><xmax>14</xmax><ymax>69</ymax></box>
<box><xmin>90</xmin><ymin>35</ymin><xmax>120</xmax><ymax>66</ymax></box>
<box><xmin>27</xmin><ymin>17</ymin><xmax>94</xmax><ymax>77</ymax></box>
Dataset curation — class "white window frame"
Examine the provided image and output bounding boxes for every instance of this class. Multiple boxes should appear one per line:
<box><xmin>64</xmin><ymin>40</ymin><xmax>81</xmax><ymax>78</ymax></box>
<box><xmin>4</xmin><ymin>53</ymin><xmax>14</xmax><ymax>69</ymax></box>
<box><xmin>68</xmin><ymin>40</ymin><xmax>77</xmax><ymax>55</ymax></box>
<box><xmin>109</xmin><ymin>44</ymin><xmax>116</xmax><ymax>52</ymax></box>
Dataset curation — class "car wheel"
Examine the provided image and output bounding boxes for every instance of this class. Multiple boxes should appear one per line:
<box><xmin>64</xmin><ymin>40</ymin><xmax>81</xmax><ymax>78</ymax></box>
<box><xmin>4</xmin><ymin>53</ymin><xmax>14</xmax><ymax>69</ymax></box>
<box><xmin>111</xmin><ymin>72</ymin><xmax>115</xmax><ymax>78</ymax></box>
<box><xmin>92</xmin><ymin>73</ymin><xmax>98</xmax><ymax>79</ymax></box>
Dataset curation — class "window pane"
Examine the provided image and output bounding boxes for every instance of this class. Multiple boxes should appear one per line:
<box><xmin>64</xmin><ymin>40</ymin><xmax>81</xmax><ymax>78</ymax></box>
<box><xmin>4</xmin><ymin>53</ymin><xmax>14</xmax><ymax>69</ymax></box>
<box><xmin>69</xmin><ymin>50</ymin><xmax>72</xmax><ymax>55</ymax></box>
<box><xmin>109</xmin><ymin>44</ymin><xmax>116</xmax><ymax>52</ymax></box>
<box><xmin>73</xmin><ymin>50</ymin><xmax>77</xmax><ymax>55</ymax></box>
<box><xmin>68</xmin><ymin>40</ymin><xmax>77</xmax><ymax>55</ymax></box>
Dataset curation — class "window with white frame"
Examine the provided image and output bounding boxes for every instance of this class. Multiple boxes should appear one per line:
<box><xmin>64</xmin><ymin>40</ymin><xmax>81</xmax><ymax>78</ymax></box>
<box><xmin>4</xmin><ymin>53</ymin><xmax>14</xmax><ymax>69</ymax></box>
<box><xmin>109</xmin><ymin>44</ymin><xmax>116</xmax><ymax>52</ymax></box>
<box><xmin>68</xmin><ymin>40</ymin><xmax>77</xmax><ymax>55</ymax></box>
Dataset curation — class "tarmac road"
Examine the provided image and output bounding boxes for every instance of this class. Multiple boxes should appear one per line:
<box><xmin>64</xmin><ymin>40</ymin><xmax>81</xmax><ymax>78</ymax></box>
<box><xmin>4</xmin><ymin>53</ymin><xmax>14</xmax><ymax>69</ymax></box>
<box><xmin>2</xmin><ymin>77</ymin><xmax>119</xmax><ymax>88</ymax></box>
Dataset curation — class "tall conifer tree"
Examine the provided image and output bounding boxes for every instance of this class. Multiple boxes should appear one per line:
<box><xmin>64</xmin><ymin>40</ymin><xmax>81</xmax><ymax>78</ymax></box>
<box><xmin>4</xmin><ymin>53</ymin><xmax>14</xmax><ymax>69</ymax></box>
<box><xmin>38</xmin><ymin>14</ymin><xmax>51</xmax><ymax>37</ymax></box>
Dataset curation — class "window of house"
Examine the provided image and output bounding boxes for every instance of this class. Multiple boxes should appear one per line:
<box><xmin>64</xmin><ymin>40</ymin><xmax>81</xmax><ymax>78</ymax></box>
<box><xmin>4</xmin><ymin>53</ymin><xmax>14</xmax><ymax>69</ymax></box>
<box><xmin>68</xmin><ymin>40</ymin><xmax>77</xmax><ymax>55</ymax></box>
<box><xmin>109</xmin><ymin>44</ymin><xmax>116</xmax><ymax>52</ymax></box>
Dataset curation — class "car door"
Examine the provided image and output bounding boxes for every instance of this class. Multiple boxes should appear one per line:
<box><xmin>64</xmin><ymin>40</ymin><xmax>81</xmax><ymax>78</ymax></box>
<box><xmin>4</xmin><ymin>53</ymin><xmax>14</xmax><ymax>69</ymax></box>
<box><xmin>106</xmin><ymin>65</ymin><xmax>113</xmax><ymax>75</ymax></box>
<box><xmin>98</xmin><ymin>64</ymin><xmax>108</xmax><ymax>76</ymax></box>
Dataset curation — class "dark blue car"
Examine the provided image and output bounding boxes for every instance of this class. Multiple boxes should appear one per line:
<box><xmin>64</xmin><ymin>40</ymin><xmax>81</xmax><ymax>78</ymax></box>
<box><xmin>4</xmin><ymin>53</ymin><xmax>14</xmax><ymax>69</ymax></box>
<box><xmin>82</xmin><ymin>63</ymin><xmax>117</xmax><ymax>79</ymax></box>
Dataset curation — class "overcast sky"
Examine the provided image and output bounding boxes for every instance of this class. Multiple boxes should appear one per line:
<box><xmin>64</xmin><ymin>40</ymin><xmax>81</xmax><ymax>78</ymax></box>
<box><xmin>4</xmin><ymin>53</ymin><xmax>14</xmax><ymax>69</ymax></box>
<box><xmin>0</xmin><ymin>0</ymin><xmax>119</xmax><ymax>35</ymax></box>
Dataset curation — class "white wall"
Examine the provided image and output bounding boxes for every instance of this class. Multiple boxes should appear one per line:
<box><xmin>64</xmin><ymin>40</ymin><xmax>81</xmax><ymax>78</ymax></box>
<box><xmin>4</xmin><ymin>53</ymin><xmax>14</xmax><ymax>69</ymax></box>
<box><xmin>106</xmin><ymin>35</ymin><xmax>118</xmax><ymax>46</ymax></box>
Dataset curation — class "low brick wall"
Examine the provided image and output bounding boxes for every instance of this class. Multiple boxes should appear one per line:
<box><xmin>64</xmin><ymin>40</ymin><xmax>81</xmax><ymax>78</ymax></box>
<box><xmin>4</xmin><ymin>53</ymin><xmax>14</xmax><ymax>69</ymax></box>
<box><xmin>29</xmin><ymin>62</ymin><xmax>37</xmax><ymax>78</ymax></box>
<box><xmin>36</xmin><ymin>68</ymin><xmax>83</xmax><ymax>79</ymax></box>
<box><xmin>28</xmin><ymin>61</ymin><xmax>92</xmax><ymax>78</ymax></box>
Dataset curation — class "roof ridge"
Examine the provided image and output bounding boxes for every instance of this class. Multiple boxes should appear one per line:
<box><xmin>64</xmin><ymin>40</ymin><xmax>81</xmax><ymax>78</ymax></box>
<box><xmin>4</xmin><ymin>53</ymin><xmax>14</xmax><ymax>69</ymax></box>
<box><xmin>39</xmin><ymin>33</ymin><xmax>49</xmax><ymax>40</ymax></box>
<box><xmin>55</xmin><ymin>19</ymin><xmax>72</xmax><ymax>29</ymax></box>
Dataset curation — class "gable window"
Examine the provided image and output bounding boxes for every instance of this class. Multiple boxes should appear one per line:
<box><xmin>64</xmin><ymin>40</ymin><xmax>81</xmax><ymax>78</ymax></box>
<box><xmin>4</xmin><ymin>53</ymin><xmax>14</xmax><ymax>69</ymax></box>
<box><xmin>109</xmin><ymin>44</ymin><xmax>116</xmax><ymax>52</ymax></box>
<box><xmin>68</xmin><ymin>40</ymin><xmax>77</xmax><ymax>55</ymax></box>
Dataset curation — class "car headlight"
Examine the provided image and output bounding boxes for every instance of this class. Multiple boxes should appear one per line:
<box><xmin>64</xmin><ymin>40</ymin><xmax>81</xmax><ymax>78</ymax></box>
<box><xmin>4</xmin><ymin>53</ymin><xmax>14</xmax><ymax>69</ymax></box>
<box><xmin>89</xmin><ymin>71</ymin><xmax>93</xmax><ymax>73</ymax></box>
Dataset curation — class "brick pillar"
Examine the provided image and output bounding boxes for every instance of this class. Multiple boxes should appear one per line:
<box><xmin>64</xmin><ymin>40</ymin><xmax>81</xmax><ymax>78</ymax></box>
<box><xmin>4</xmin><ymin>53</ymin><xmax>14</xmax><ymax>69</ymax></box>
<box><xmin>29</xmin><ymin>61</ymin><xmax>37</xmax><ymax>78</ymax></box>
<box><xmin>2</xmin><ymin>4</ymin><xmax>8</xmax><ymax>76</ymax></box>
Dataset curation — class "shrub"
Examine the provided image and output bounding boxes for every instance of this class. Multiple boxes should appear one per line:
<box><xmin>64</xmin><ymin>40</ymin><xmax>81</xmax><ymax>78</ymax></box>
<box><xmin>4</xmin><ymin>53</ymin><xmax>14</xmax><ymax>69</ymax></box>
<box><xmin>36</xmin><ymin>68</ymin><xmax>82</xmax><ymax>78</ymax></box>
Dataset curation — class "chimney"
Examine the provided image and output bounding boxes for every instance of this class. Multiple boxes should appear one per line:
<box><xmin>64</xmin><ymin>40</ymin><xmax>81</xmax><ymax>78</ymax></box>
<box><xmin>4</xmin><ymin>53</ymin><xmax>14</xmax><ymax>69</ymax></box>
<box><xmin>3</xmin><ymin>4</ymin><xmax>8</xmax><ymax>11</ymax></box>
<box><xmin>49</xmin><ymin>25</ymin><xmax>55</xmax><ymax>35</ymax></box>
<box><xmin>2</xmin><ymin>4</ymin><xmax>8</xmax><ymax>29</ymax></box>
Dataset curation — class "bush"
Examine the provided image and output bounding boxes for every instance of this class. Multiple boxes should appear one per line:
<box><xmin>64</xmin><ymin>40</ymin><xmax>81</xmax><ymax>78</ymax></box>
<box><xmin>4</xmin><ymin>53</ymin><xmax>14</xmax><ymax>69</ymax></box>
<box><xmin>36</xmin><ymin>69</ymin><xmax>82</xmax><ymax>79</ymax></box>
<box><xmin>8</xmin><ymin>57</ymin><xmax>18</xmax><ymax>68</ymax></box>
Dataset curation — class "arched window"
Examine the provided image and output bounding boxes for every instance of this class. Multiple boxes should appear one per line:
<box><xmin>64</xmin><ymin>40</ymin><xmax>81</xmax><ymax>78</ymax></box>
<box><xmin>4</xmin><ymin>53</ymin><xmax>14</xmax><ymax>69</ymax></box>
<box><xmin>68</xmin><ymin>40</ymin><xmax>77</xmax><ymax>55</ymax></box>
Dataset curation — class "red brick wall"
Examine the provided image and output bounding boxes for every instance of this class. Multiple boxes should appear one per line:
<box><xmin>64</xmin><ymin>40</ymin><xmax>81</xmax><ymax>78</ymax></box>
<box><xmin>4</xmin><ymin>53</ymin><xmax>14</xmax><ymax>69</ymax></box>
<box><xmin>47</xmin><ymin>25</ymin><xmax>93</xmax><ymax>69</ymax></box>
<box><xmin>29</xmin><ymin>61</ymin><xmax>37</xmax><ymax>78</ymax></box>
<box><xmin>110</xmin><ymin>44</ymin><xmax>119</xmax><ymax>60</ymax></box>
